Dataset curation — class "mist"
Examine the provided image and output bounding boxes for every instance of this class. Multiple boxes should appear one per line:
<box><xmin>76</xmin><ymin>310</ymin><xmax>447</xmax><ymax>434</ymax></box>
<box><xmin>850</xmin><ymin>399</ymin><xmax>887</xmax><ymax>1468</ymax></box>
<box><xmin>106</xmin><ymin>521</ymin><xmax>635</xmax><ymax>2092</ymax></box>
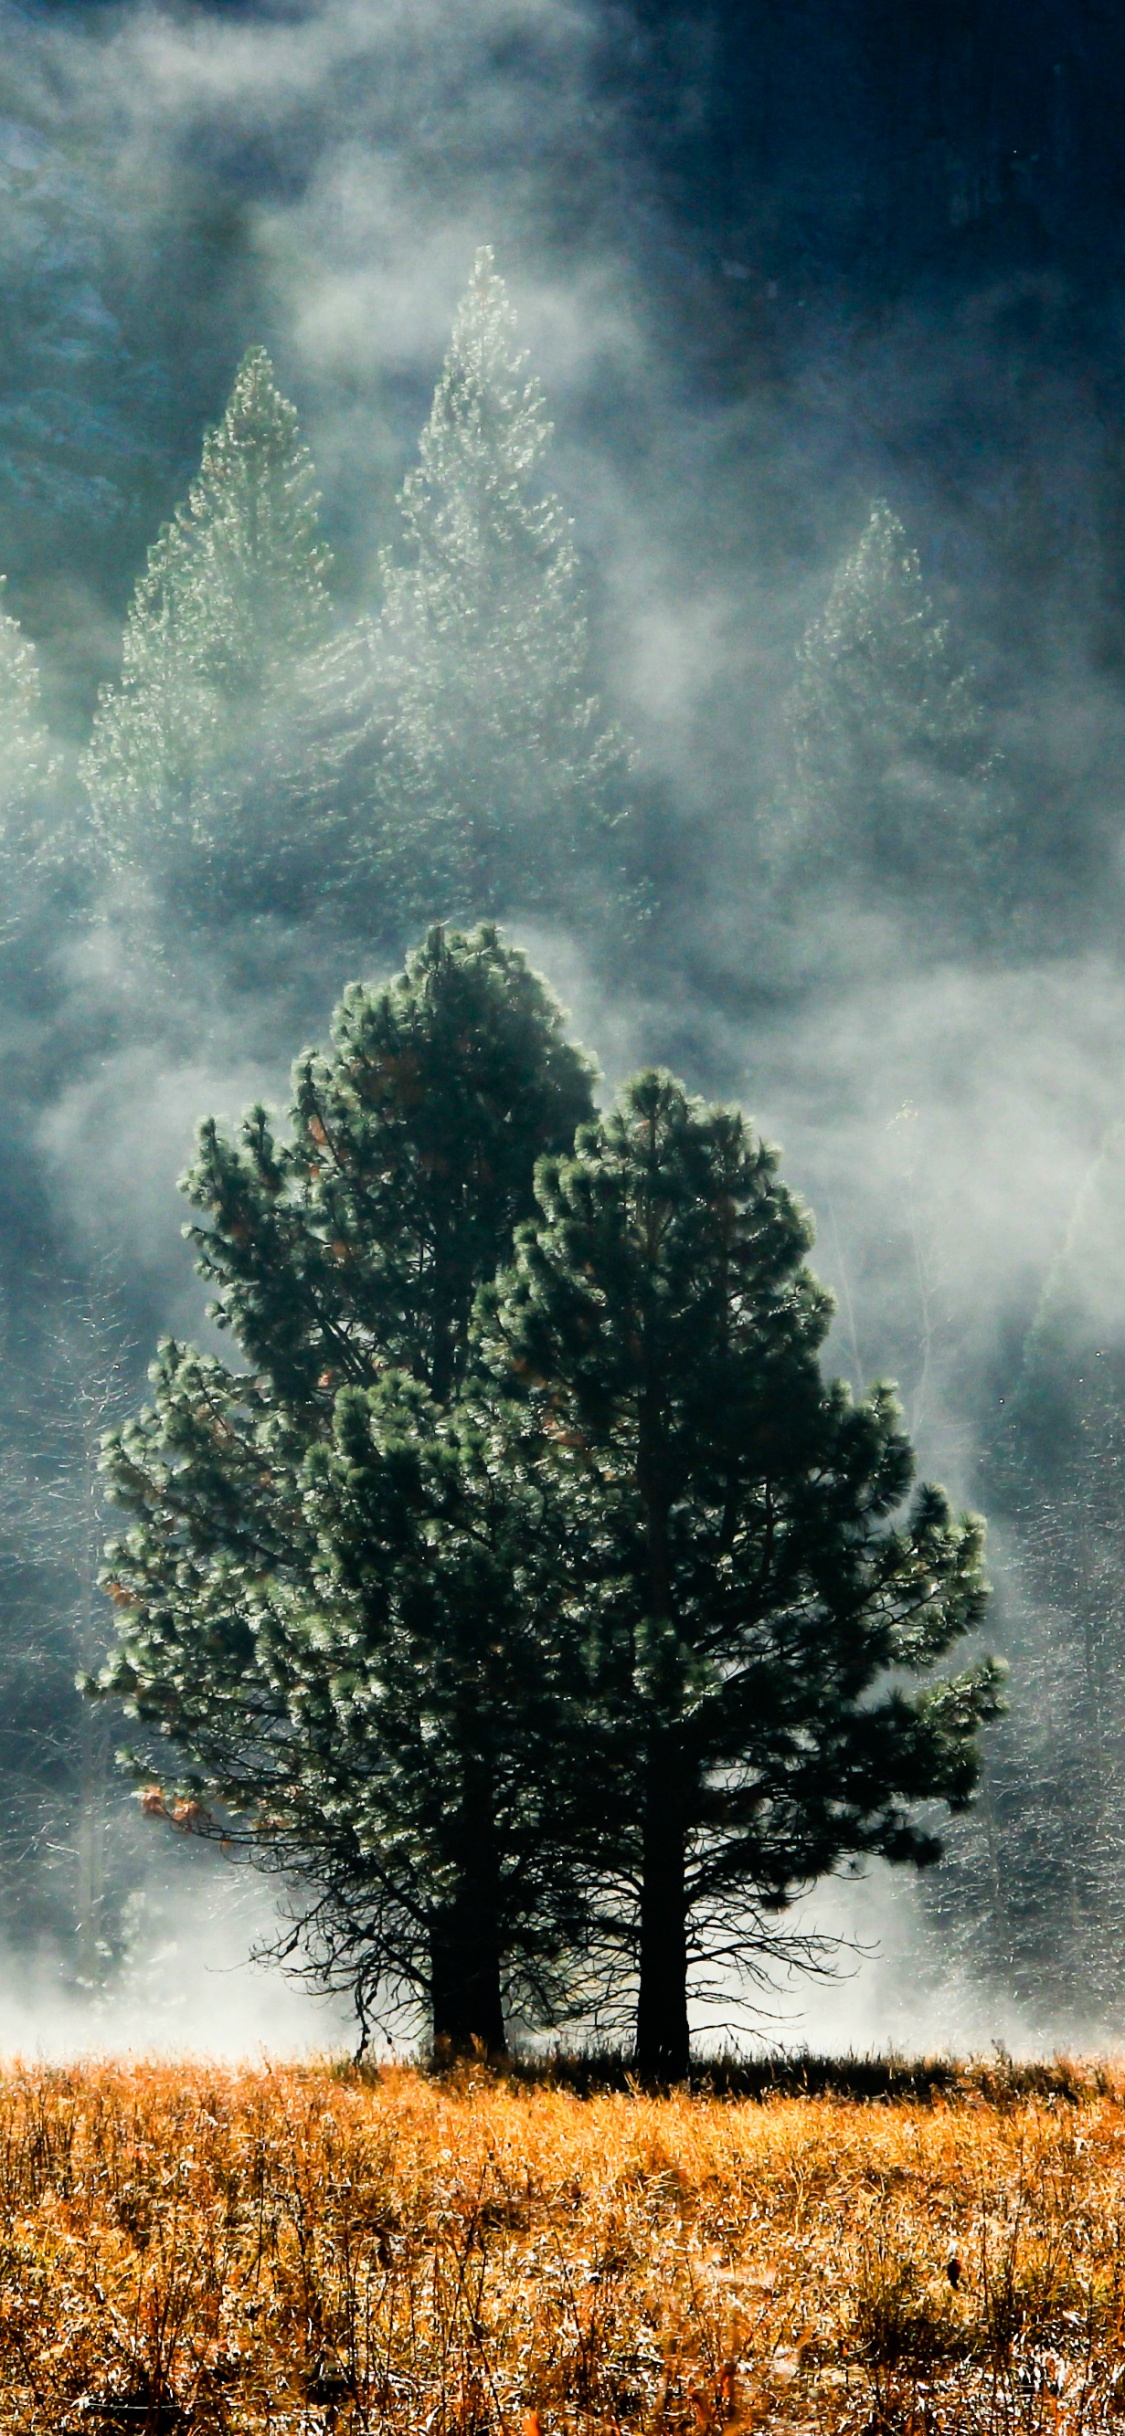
<box><xmin>0</xmin><ymin>0</ymin><xmax>1120</xmax><ymax>2058</ymax></box>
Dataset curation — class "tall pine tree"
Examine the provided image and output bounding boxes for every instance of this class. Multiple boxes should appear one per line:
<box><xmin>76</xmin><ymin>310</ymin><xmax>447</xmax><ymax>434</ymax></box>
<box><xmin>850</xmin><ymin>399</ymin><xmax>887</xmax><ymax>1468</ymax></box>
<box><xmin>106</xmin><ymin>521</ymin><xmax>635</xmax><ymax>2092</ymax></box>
<box><xmin>783</xmin><ymin>501</ymin><xmax>1010</xmax><ymax>937</ymax></box>
<box><xmin>90</xmin><ymin>927</ymin><xmax>597</xmax><ymax>2051</ymax></box>
<box><xmin>488</xmin><ymin>1070</ymin><xmax>997</xmax><ymax>2076</ymax></box>
<box><xmin>80</xmin><ymin>348</ymin><xmax>333</xmax><ymax>915</ymax></box>
<box><xmin>310</xmin><ymin>249</ymin><xmax>633</xmax><ymax>931</ymax></box>
<box><xmin>0</xmin><ymin>577</ymin><xmax>57</xmax><ymax>878</ymax></box>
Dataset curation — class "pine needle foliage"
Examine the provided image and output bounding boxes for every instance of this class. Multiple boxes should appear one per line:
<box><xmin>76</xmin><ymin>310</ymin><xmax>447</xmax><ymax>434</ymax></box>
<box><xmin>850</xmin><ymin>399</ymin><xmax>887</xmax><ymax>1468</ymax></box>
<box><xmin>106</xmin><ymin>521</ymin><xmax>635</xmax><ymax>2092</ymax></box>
<box><xmin>349</xmin><ymin>247</ymin><xmax>634</xmax><ymax>924</ymax></box>
<box><xmin>784</xmin><ymin>500</ymin><xmax>1010</xmax><ymax>931</ymax></box>
<box><xmin>91</xmin><ymin>936</ymin><xmax>996</xmax><ymax>2070</ymax></box>
<box><xmin>80</xmin><ymin>346</ymin><xmax>333</xmax><ymax>903</ymax></box>
<box><xmin>487</xmin><ymin>1070</ymin><xmax>998</xmax><ymax>2077</ymax></box>
<box><xmin>0</xmin><ymin>576</ymin><xmax>57</xmax><ymax>875</ymax></box>
<box><xmin>90</xmin><ymin>926</ymin><xmax>597</xmax><ymax>2053</ymax></box>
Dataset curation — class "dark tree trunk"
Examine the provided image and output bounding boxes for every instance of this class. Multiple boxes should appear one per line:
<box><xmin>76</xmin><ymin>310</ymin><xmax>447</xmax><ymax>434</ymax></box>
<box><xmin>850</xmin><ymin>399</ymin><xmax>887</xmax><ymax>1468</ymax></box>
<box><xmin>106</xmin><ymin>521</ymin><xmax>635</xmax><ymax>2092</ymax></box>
<box><xmin>429</xmin><ymin>1909</ymin><xmax>506</xmax><ymax>2055</ymax></box>
<box><xmin>635</xmin><ymin>1754</ymin><xmax>690</xmax><ymax>2081</ymax></box>
<box><xmin>633</xmin><ymin>1368</ymin><xmax>690</xmax><ymax>2079</ymax></box>
<box><xmin>428</xmin><ymin>1753</ymin><xmax>507</xmax><ymax>2057</ymax></box>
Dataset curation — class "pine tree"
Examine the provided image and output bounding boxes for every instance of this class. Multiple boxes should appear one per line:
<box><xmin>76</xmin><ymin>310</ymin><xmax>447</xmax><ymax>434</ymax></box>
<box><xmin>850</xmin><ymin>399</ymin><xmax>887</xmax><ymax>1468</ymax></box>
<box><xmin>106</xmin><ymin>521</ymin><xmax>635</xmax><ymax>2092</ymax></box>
<box><xmin>80</xmin><ymin>348</ymin><xmax>333</xmax><ymax>913</ymax></box>
<box><xmin>89</xmin><ymin>927</ymin><xmax>597</xmax><ymax>2052</ymax></box>
<box><xmin>784</xmin><ymin>500</ymin><xmax>1009</xmax><ymax>933</ymax></box>
<box><xmin>0</xmin><ymin>579</ymin><xmax>58</xmax><ymax>877</ymax></box>
<box><xmin>487</xmin><ymin>1070</ymin><xmax>997</xmax><ymax>2077</ymax></box>
<box><xmin>287</xmin><ymin>1372</ymin><xmax>589</xmax><ymax>2052</ymax></box>
<box><xmin>317</xmin><ymin>249</ymin><xmax>633</xmax><ymax>929</ymax></box>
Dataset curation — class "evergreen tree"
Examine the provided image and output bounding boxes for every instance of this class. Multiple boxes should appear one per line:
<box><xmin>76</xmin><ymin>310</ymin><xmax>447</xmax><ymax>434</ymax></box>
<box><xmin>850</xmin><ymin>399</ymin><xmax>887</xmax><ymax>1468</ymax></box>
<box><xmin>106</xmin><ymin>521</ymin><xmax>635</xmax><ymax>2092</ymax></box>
<box><xmin>80</xmin><ymin>348</ymin><xmax>333</xmax><ymax>914</ymax></box>
<box><xmin>90</xmin><ymin>927</ymin><xmax>597</xmax><ymax>2051</ymax></box>
<box><xmin>783</xmin><ymin>501</ymin><xmax>1010</xmax><ymax>934</ymax></box>
<box><xmin>308</xmin><ymin>248</ymin><xmax>634</xmax><ymax>930</ymax></box>
<box><xmin>488</xmin><ymin>1070</ymin><xmax>997</xmax><ymax>2077</ymax></box>
<box><xmin>0</xmin><ymin>578</ymin><xmax>57</xmax><ymax>877</ymax></box>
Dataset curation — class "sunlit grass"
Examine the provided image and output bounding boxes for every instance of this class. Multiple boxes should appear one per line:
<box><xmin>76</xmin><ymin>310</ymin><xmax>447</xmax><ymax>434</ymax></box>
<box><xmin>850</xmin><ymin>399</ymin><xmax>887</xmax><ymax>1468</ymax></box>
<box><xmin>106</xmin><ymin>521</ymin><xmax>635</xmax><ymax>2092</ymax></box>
<box><xmin>0</xmin><ymin>2056</ymin><xmax>1122</xmax><ymax>2429</ymax></box>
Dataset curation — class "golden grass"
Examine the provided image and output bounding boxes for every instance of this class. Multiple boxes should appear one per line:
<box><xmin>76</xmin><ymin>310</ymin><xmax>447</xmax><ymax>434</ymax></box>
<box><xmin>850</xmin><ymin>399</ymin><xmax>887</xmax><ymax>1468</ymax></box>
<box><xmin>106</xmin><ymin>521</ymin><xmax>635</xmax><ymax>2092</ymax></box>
<box><xmin>0</xmin><ymin>2058</ymin><xmax>1123</xmax><ymax>2432</ymax></box>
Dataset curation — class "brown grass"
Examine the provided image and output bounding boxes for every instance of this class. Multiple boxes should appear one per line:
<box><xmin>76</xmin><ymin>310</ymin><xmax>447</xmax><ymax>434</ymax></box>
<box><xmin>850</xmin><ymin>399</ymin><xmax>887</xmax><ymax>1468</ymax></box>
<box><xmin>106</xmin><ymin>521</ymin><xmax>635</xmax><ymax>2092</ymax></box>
<box><xmin>0</xmin><ymin>2056</ymin><xmax>1122</xmax><ymax>2432</ymax></box>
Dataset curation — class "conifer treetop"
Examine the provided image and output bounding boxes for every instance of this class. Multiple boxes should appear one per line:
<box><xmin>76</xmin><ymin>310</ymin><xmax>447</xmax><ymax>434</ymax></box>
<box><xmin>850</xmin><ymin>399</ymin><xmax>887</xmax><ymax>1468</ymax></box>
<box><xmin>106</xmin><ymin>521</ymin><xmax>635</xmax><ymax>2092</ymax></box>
<box><xmin>791</xmin><ymin>499</ymin><xmax>988</xmax><ymax>778</ymax></box>
<box><xmin>372</xmin><ymin>247</ymin><xmax>632</xmax><ymax>916</ymax></box>
<box><xmin>0</xmin><ymin>580</ymin><xmax>48</xmax><ymax>774</ymax></box>
<box><xmin>82</xmin><ymin>346</ymin><xmax>333</xmax><ymax>863</ymax></box>
<box><xmin>182</xmin><ymin>920</ymin><xmax>597</xmax><ymax>1408</ymax></box>
<box><xmin>0</xmin><ymin>578</ymin><xmax>51</xmax><ymax>809</ymax></box>
<box><xmin>382</xmin><ymin>245</ymin><xmax>582</xmax><ymax>672</ymax></box>
<box><xmin>181</xmin><ymin>347</ymin><xmax>333</xmax><ymax>665</ymax></box>
<box><xmin>402</xmin><ymin>247</ymin><xmax>557</xmax><ymax>545</ymax></box>
<box><xmin>782</xmin><ymin>497</ymin><xmax>1009</xmax><ymax>923</ymax></box>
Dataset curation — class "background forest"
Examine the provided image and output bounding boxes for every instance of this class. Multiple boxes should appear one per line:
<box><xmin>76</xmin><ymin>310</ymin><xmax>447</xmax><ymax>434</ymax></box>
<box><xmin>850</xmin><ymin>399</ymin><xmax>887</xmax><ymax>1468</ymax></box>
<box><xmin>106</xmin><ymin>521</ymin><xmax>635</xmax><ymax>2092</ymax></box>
<box><xmin>0</xmin><ymin>0</ymin><xmax>1122</xmax><ymax>2051</ymax></box>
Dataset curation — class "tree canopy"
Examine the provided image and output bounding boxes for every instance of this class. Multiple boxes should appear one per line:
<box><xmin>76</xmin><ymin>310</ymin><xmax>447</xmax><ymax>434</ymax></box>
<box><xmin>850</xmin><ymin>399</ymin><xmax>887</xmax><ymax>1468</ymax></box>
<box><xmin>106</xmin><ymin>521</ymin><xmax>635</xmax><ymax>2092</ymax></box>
<box><xmin>93</xmin><ymin>940</ymin><xmax>995</xmax><ymax>2067</ymax></box>
<box><xmin>299</xmin><ymin>247</ymin><xmax>635</xmax><ymax>935</ymax></box>
<box><xmin>91</xmin><ymin>926</ymin><xmax>598</xmax><ymax>2051</ymax></box>
<box><xmin>0</xmin><ymin>576</ymin><xmax>57</xmax><ymax>879</ymax></box>
<box><xmin>81</xmin><ymin>346</ymin><xmax>333</xmax><ymax>911</ymax></box>
<box><xmin>486</xmin><ymin>1068</ymin><xmax>998</xmax><ymax>2074</ymax></box>
<box><xmin>783</xmin><ymin>500</ymin><xmax>1011</xmax><ymax>935</ymax></box>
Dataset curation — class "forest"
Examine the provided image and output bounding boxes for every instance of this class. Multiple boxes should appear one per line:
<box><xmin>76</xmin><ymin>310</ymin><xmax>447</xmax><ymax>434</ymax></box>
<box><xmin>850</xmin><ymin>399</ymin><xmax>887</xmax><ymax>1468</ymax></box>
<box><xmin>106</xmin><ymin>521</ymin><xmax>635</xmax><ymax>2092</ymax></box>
<box><xmin>0</xmin><ymin>0</ymin><xmax>1121</xmax><ymax>2066</ymax></box>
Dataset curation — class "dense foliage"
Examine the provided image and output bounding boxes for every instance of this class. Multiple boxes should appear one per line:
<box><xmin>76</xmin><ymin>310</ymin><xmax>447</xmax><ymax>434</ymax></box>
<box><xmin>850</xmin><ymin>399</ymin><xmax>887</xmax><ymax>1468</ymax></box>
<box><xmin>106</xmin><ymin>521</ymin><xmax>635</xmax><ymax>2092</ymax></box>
<box><xmin>92</xmin><ymin>939</ymin><xmax>993</xmax><ymax>2061</ymax></box>
<box><xmin>782</xmin><ymin>503</ymin><xmax>1012</xmax><ymax>936</ymax></box>
<box><xmin>80</xmin><ymin>347</ymin><xmax>334</xmax><ymax>916</ymax></box>
<box><xmin>329</xmin><ymin>247</ymin><xmax>635</xmax><ymax>928</ymax></box>
<box><xmin>90</xmin><ymin>927</ymin><xmax>597</xmax><ymax>2049</ymax></box>
<box><xmin>488</xmin><ymin>1071</ymin><xmax>996</xmax><ymax>2069</ymax></box>
<box><xmin>76</xmin><ymin>255</ymin><xmax>636</xmax><ymax>949</ymax></box>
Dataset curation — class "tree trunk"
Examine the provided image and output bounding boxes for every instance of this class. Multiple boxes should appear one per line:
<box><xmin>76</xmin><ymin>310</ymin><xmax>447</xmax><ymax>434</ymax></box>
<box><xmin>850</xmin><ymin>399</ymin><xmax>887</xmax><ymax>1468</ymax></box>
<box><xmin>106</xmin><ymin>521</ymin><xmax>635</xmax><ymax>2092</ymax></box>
<box><xmin>634</xmin><ymin>1358</ymin><xmax>689</xmax><ymax>2080</ymax></box>
<box><xmin>429</xmin><ymin>1906</ymin><xmax>506</xmax><ymax>2056</ymax></box>
<box><xmin>635</xmin><ymin>1754</ymin><xmax>690</xmax><ymax>2081</ymax></box>
<box><xmin>428</xmin><ymin>1752</ymin><xmax>507</xmax><ymax>2057</ymax></box>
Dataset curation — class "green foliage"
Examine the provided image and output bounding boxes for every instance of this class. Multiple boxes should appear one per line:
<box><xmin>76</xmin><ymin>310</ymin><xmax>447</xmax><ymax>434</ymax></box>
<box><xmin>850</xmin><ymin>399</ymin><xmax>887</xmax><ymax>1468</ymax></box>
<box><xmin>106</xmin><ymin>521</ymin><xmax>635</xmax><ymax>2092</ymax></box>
<box><xmin>186</xmin><ymin>922</ymin><xmax>596</xmax><ymax>1406</ymax></box>
<box><xmin>487</xmin><ymin>1068</ymin><xmax>997</xmax><ymax>2073</ymax></box>
<box><xmin>295</xmin><ymin>1376</ymin><xmax>591</xmax><ymax>2049</ymax></box>
<box><xmin>783</xmin><ymin>500</ymin><xmax>1010</xmax><ymax>932</ymax></box>
<box><xmin>0</xmin><ymin>577</ymin><xmax>58</xmax><ymax>877</ymax></box>
<box><xmin>80</xmin><ymin>347</ymin><xmax>333</xmax><ymax>910</ymax></box>
<box><xmin>92</xmin><ymin>932</ymin><xmax>995</xmax><ymax>2068</ymax></box>
<box><xmin>79</xmin><ymin>264</ymin><xmax>638</xmax><ymax>947</ymax></box>
<box><xmin>317</xmin><ymin>248</ymin><xmax>635</xmax><ymax>930</ymax></box>
<box><xmin>91</xmin><ymin>926</ymin><xmax>597</xmax><ymax>2050</ymax></box>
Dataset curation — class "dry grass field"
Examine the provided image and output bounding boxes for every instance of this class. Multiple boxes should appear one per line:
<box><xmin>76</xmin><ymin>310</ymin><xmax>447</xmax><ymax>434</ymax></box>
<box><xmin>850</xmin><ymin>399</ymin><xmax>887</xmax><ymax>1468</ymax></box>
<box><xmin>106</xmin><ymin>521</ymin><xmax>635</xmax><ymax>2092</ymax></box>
<box><xmin>0</xmin><ymin>2057</ymin><xmax>1124</xmax><ymax>2433</ymax></box>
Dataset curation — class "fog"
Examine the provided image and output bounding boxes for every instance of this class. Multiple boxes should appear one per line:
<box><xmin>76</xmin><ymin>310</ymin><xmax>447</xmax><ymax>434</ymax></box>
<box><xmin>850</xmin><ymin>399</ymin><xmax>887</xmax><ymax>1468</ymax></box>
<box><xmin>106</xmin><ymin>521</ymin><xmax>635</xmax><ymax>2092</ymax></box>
<box><xmin>0</xmin><ymin>0</ymin><xmax>1119</xmax><ymax>2058</ymax></box>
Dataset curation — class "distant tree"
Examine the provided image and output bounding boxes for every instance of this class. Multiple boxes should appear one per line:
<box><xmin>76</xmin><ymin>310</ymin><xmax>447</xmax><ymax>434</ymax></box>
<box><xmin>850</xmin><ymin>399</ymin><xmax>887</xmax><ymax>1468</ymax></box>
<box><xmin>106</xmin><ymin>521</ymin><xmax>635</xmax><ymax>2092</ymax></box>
<box><xmin>89</xmin><ymin>926</ymin><xmax>597</xmax><ymax>2053</ymax></box>
<box><xmin>0</xmin><ymin>580</ymin><xmax>59</xmax><ymax>880</ymax></box>
<box><xmin>301</xmin><ymin>248</ymin><xmax>635</xmax><ymax>932</ymax></box>
<box><xmin>783</xmin><ymin>501</ymin><xmax>1010</xmax><ymax>934</ymax></box>
<box><xmin>80</xmin><ymin>347</ymin><xmax>333</xmax><ymax>913</ymax></box>
<box><xmin>487</xmin><ymin>1070</ymin><xmax>998</xmax><ymax>2077</ymax></box>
